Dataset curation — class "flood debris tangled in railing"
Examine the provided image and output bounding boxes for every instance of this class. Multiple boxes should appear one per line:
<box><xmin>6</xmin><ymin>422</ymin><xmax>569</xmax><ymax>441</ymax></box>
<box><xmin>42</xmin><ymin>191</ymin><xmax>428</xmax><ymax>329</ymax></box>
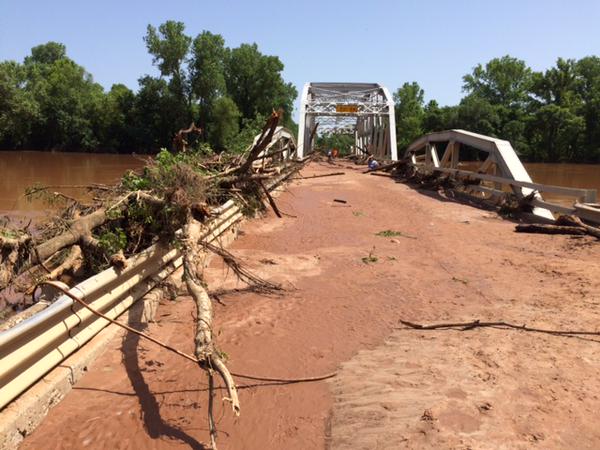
<box><xmin>0</xmin><ymin>110</ymin><xmax>306</xmax><ymax>449</ymax></box>
<box><xmin>401</xmin><ymin>129</ymin><xmax>600</xmax><ymax>225</ymax></box>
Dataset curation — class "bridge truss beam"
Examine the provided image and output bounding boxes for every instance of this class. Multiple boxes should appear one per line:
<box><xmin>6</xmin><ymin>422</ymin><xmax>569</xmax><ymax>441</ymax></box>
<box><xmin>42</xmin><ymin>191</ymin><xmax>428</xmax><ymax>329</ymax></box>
<box><xmin>297</xmin><ymin>82</ymin><xmax>398</xmax><ymax>160</ymax></box>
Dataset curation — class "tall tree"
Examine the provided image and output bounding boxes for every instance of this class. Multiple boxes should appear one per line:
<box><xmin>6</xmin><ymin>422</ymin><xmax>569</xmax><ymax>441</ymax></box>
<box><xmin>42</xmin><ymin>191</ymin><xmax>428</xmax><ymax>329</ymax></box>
<box><xmin>422</xmin><ymin>100</ymin><xmax>458</xmax><ymax>133</ymax></box>
<box><xmin>225</xmin><ymin>43</ymin><xmax>297</xmax><ymax>125</ymax></box>
<box><xmin>131</xmin><ymin>75</ymin><xmax>179</xmax><ymax>150</ymax></box>
<box><xmin>393</xmin><ymin>82</ymin><xmax>425</xmax><ymax>151</ymax></box>
<box><xmin>24</xmin><ymin>42</ymin><xmax>66</xmax><ymax>65</ymax></box>
<box><xmin>190</xmin><ymin>31</ymin><xmax>227</xmax><ymax>130</ymax></box>
<box><xmin>23</xmin><ymin>43</ymin><xmax>104</xmax><ymax>150</ymax></box>
<box><xmin>208</xmin><ymin>96</ymin><xmax>240</xmax><ymax>150</ymax></box>
<box><xmin>575</xmin><ymin>56</ymin><xmax>600</xmax><ymax>161</ymax></box>
<box><xmin>462</xmin><ymin>55</ymin><xmax>533</xmax><ymax>155</ymax></box>
<box><xmin>0</xmin><ymin>61</ymin><xmax>38</xmax><ymax>148</ymax></box>
<box><xmin>456</xmin><ymin>94</ymin><xmax>501</xmax><ymax>137</ymax></box>
<box><xmin>528</xmin><ymin>58</ymin><xmax>585</xmax><ymax>161</ymax></box>
<box><xmin>144</xmin><ymin>21</ymin><xmax>191</xmax><ymax>85</ymax></box>
<box><xmin>95</xmin><ymin>83</ymin><xmax>137</xmax><ymax>151</ymax></box>
<box><xmin>463</xmin><ymin>55</ymin><xmax>533</xmax><ymax>107</ymax></box>
<box><xmin>144</xmin><ymin>21</ymin><xmax>193</xmax><ymax>141</ymax></box>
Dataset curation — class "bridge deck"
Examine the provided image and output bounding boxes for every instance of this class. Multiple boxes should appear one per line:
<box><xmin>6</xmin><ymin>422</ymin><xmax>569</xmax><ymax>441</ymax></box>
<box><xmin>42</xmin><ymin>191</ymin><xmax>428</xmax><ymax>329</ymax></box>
<box><xmin>21</xmin><ymin>162</ymin><xmax>600</xmax><ymax>449</ymax></box>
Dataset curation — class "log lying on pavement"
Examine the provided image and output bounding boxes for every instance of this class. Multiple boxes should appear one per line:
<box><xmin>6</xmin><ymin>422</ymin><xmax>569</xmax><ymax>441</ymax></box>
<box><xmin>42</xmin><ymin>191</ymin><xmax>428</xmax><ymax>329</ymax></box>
<box><xmin>299</xmin><ymin>171</ymin><xmax>345</xmax><ymax>179</ymax></box>
<box><xmin>515</xmin><ymin>214</ymin><xmax>600</xmax><ymax>239</ymax></box>
<box><xmin>515</xmin><ymin>224</ymin><xmax>588</xmax><ymax>235</ymax></box>
<box><xmin>1</xmin><ymin>110</ymin><xmax>307</xmax><ymax>449</ymax></box>
<box><xmin>557</xmin><ymin>214</ymin><xmax>600</xmax><ymax>239</ymax></box>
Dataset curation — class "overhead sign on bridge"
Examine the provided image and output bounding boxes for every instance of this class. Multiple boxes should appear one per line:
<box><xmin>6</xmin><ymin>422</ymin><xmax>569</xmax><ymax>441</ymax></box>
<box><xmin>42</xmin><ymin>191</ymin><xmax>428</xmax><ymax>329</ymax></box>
<box><xmin>336</xmin><ymin>104</ymin><xmax>359</xmax><ymax>113</ymax></box>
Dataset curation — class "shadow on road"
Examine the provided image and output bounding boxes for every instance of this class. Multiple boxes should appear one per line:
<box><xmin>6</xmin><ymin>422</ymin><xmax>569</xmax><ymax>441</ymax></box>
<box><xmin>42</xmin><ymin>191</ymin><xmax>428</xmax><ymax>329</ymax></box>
<box><xmin>121</xmin><ymin>302</ymin><xmax>206</xmax><ymax>450</ymax></box>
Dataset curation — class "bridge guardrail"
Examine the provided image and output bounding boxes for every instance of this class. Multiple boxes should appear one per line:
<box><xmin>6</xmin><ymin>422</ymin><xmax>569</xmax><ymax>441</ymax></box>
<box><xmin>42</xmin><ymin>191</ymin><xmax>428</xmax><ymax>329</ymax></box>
<box><xmin>405</xmin><ymin>129</ymin><xmax>599</xmax><ymax>223</ymax></box>
<box><xmin>0</xmin><ymin>169</ymin><xmax>295</xmax><ymax>411</ymax></box>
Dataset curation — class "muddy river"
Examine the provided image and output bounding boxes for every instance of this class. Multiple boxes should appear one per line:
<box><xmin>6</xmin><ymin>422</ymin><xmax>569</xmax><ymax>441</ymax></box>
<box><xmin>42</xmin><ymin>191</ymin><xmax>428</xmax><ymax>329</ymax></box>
<box><xmin>0</xmin><ymin>151</ymin><xmax>146</xmax><ymax>212</ymax></box>
<box><xmin>524</xmin><ymin>163</ymin><xmax>600</xmax><ymax>204</ymax></box>
<box><xmin>0</xmin><ymin>152</ymin><xmax>598</xmax><ymax>212</ymax></box>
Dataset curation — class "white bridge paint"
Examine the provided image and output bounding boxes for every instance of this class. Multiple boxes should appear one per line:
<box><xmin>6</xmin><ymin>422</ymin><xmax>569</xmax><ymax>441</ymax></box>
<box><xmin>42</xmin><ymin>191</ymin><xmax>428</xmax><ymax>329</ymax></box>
<box><xmin>250</xmin><ymin>126</ymin><xmax>297</xmax><ymax>161</ymax></box>
<box><xmin>406</xmin><ymin>129</ymin><xmax>561</xmax><ymax>221</ymax></box>
<box><xmin>298</xmin><ymin>82</ymin><xmax>398</xmax><ymax>161</ymax></box>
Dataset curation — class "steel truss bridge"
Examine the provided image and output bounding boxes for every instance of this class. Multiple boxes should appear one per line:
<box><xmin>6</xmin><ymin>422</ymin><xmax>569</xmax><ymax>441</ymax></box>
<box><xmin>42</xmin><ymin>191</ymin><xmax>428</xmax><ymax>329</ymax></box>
<box><xmin>297</xmin><ymin>82</ymin><xmax>398</xmax><ymax>160</ymax></box>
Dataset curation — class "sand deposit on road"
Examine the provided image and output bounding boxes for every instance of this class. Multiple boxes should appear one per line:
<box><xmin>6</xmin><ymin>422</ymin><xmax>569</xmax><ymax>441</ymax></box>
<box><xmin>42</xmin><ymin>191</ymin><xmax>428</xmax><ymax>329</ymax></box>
<box><xmin>21</xmin><ymin>162</ymin><xmax>600</xmax><ymax>449</ymax></box>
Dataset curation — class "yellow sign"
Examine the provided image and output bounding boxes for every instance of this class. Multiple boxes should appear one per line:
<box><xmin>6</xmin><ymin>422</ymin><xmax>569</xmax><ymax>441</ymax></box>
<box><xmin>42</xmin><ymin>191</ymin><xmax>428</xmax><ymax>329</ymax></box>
<box><xmin>336</xmin><ymin>104</ymin><xmax>359</xmax><ymax>113</ymax></box>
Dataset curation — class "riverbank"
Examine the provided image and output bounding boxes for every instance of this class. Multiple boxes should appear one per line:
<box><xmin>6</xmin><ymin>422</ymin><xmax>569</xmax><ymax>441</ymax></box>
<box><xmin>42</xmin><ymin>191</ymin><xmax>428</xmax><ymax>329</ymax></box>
<box><xmin>19</xmin><ymin>162</ymin><xmax>600</xmax><ymax>449</ymax></box>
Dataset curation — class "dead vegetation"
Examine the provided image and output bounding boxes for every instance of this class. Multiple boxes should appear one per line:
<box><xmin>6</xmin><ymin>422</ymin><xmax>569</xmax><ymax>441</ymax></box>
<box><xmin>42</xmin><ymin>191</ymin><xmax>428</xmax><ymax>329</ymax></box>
<box><xmin>0</xmin><ymin>111</ymin><xmax>306</xmax><ymax>449</ymax></box>
<box><xmin>366</xmin><ymin>158</ymin><xmax>600</xmax><ymax>237</ymax></box>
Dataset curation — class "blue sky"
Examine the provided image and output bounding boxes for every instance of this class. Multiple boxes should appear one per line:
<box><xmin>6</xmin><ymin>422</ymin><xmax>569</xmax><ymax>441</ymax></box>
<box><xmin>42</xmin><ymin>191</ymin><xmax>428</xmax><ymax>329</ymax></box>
<box><xmin>1</xmin><ymin>0</ymin><xmax>599</xmax><ymax>118</ymax></box>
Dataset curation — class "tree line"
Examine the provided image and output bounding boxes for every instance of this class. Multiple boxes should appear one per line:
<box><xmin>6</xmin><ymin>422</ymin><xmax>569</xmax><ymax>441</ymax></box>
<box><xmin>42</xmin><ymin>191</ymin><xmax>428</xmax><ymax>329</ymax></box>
<box><xmin>0</xmin><ymin>21</ymin><xmax>297</xmax><ymax>153</ymax></box>
<box><xmin>394</xmin><ymin>55</ymin><xmax>600</xmax><ymax>162</ymax></box>
<box><xmin>2</xmin><ymin>25</ymin><xmax>600</xmax><ymax>164</ymax></box>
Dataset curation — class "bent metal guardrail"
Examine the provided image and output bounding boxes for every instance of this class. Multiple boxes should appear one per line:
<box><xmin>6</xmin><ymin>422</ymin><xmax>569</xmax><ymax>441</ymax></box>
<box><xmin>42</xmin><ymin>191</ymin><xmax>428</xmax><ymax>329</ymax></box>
<box><xmin>0</xmin><ymin>169</ymin><xmax>295</xmax><ymax>411</ymax></box>
<box><xmin>405</xmin><ymin>129</ymin><xmax>599</xmax><ymax>223</ymax></box>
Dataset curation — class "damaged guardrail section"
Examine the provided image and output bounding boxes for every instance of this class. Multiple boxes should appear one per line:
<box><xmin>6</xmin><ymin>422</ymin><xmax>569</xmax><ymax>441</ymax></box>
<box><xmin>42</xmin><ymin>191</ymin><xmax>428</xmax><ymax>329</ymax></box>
<box><xmin>405</xmin><ymin>129</ymin><xmax>599</xmax><ymax>224</ymax></box>
<box><xmin>0</xmin><ymin>169</ymin><xmax>293</xmax><ymax>412</ymax></box>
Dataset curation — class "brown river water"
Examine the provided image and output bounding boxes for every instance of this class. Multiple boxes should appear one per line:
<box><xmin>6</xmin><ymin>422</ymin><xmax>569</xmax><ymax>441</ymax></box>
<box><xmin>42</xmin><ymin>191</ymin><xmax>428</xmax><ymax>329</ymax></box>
<box><xmin>524</xmin><ymin>163</ymin><xmax>600</xmax><ymax>204</ymax></box>
<box><xmin>0</xmin><ymin>152</ymin><xmax>598</xmax><ymax>213</ymax></box>
<box><xmin>0</xmin><ymin>151</ymin><xmax>146</xmax><ymax>213</ymax></box>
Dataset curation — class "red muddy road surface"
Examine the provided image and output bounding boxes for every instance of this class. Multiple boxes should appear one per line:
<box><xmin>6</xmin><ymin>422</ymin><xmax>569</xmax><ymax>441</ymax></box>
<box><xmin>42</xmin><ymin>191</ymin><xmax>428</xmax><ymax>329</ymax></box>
<box><xmin>21</xmin><ymin>162</ymin><xmax>600</xmax><ymax>449</ymax></box>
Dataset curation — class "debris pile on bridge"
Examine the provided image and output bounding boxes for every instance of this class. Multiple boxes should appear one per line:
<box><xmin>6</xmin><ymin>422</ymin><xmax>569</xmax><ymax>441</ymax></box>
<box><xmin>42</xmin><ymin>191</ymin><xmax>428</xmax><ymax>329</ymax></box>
<box><xmin>0</xmin><ymin>111</ymin><xmax>302</xmax><ymax>448</ymax></box>
<box><xmin>360</xmin><ymin>154</ymin><xmax>600</xmax><ymax>238</ymax></box>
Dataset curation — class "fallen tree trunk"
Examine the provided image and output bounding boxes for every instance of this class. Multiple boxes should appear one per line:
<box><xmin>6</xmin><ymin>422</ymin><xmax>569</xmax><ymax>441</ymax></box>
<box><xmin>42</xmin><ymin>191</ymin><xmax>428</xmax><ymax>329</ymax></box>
<box><xmin>515</xmin><ymin>223</ymin><xmax>587</xmax><ymax>235</ymax></box>
<box><xmin>557</xmin><ymin>215</ymin><xmax>600</xmax><ymax>239</ymax></box>
<box><xmin>258</xmin><ymin>180</ymin><xmax>282</xmax><ymax>218</ymax></box>
<box><xmin>44</xmin><ymin>245</ymin><xmax>83</xmax><ymax>281</ymax></box>
<box><xmin>38</xmin><ymin>208</ymin><xmax>112</xmax><ymax>260</ymax></box>
<box><xmin>182</xmin><ymin>218</ymin><xmax>239</xmax><ymax>449</ymax></box>
<box><xmin>235</xmin><ymin>111</ymin><xmax>280</xmax><ymax>175</ymax></box>
<box><xmin>300</xmin><ymin>171</ymin><xmax>345</xmax><ymax>180</ymax></box>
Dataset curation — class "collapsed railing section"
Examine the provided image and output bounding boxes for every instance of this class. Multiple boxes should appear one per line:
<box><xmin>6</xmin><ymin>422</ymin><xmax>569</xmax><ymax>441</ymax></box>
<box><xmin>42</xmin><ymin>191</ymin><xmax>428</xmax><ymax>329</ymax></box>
<box><xmin>405</xmin><ymin>129</ymin><xmax>599</xmax><ymax>224</ymax></box>
<box><xmin>0</xmin><ymin>169</ymin><xmax>295</xmax><ymax>411</ymax></box>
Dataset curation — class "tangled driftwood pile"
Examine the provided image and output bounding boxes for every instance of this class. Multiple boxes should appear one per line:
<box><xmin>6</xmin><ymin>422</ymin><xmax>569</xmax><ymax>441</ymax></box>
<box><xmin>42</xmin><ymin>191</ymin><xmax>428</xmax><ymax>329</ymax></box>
<box><xmin>363</xmin><ymin>159</ymin><xmax>600</xmax><ymax>237</ymax></box>
<box><xmin>0</xmin><ymin>111</ymin><xmax>306</xmax><ymax>448</ymax></box>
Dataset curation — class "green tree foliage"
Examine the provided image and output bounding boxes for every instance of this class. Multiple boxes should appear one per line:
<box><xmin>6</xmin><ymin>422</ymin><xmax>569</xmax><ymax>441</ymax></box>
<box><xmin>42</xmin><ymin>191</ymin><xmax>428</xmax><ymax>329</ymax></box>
<box><xmin>393</xmin><ymin>82</ymin><xmax>425</xmax><ymax>151</ymax></box>
<box><xmin>225</xmin><ymin>44</ymin><xmax>297</xmax><ymax>126</ymax></box>
<box><xmin>25</xmin><ymin>42</ymin><xmax>66</xmax><ymax>65</ymax></box>
<box><xmin>461</xmin><ymin>55</ymin><xmax>533</xmax><ymax>154</ymax></box>
<box><xmin>144</xmin><ymin>21</ymin><xmax>191</xmax><ymax>83</ymax></box>
<box><xmin>23</xmin><ymin>43</ymin><xmax>105</xmax><ymax>150</ymax></box>
<box><xmin>528</xmin><ymin>59</ymin><xmax>585</xmax><ymax>161</ymax></box>
<box><xmin>190</xmin><ymin>31</ymin><xmax>227</xmax><ymax>129</ymax></box>
<box><xmin>97</xmin><ymin>84</ymin><xmax>136</xmax><ymax>151</ymax></box>
<box><xmin>463</xmin><ymin>55</ymin><xmax>532</xmax><ymax>107</ymax></box>
<box><xmin>0</xmin><ymin>61</ymin><xmax>38</xmax><ymax>147</ymax></box>
<box><xmin>455</xmin><ymin>94</ymin><xmax>500</xmax><ymax>136</ymax></box>
<box><xmin>405</xmin><ymin>54</ymin><xmax>600</xmax><ymax>162</ymax></box>
<box><xmin>132</xmin><ymin>76</ymin><xmax>178</xmax><ymax>150</ymax></box>
<box><xmin>0</xmin><ymin>23</ymin><xmax>297</xmax><ymax>154</ymax></box>
<box><xmin>574</xmin><ymin>57</ymin><xmax>600</xmax><ymax>161</ymax></box>
<box><xmin>316</xmin><ymin>133</ymin><xmax>355</xmax><ymax>155</ymax></box>
<box><xmin>209</xmin><ymin>96</ymin><xmax>240</xmax><ymax>150</ymax></box>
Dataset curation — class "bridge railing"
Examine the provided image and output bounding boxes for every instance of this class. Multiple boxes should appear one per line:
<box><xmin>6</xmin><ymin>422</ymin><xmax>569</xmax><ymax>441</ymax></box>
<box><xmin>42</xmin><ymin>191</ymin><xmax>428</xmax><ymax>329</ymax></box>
<box><xmin>0</xmin><ymin>133</ymin><xmax>298</xmax><ymax>415</ymax></box>
<box><xmin>405</xmin><ymin>129</ymin><xmax>599</xmax><ymax>223</ymax></box>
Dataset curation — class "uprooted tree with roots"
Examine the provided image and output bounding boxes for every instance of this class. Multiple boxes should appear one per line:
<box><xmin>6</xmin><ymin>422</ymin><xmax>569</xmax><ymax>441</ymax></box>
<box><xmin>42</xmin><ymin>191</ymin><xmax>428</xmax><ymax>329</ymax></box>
<box><xmin>0</xmin><ymin>111</ymin><xmax>305</xmax><ymax>448</ymax></box>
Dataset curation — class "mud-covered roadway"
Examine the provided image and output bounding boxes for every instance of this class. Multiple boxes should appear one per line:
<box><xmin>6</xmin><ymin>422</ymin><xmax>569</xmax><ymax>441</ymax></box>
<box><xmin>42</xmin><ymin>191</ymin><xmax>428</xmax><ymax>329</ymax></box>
<box><xmin>22</xmin><ymin>162</ymin><xmax>600</xmax><ymax>449</ymax></box>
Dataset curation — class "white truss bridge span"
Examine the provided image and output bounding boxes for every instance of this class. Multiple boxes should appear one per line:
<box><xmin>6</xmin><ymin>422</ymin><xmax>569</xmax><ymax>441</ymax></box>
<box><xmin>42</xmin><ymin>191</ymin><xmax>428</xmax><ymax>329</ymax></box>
<box><xmin>297</xmin><ymin>82</ymin><xmax>398</xmax><ymax>160</ymax></box>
